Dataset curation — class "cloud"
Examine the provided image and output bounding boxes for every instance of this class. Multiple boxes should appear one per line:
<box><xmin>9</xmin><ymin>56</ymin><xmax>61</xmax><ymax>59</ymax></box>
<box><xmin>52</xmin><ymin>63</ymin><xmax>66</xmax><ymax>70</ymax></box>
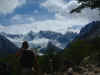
<box><xmin>11</xmin><ymin>14</ymin><xmax>35</xmax><ymax>24</ymax></box>
<box><xmin>0</xmin><ymin>0</ymin><xmax>26</xmax><ymax>15</ymax></box>
<box><xmin>41</xmin><ymin>0</ymin><xmax>100</xmax><ymax>23</ymax></box>
<box><xmin>0</xmin><ymin>25</ymin><xmax>7</xmax><ymax>31</ymax></box>
<box><xmin>41</xmin><ymin>0</ymin><xmax>80</xmax><ymax>13</ymax></box>
<box><xmin>0</xmin><ymin>19</ymin><xmax>86</xmax><ymax>34</ymax></box>
<box><xmin>0</xmin><ymin>0</ymin><xmax>100</xmax><ymax>34</ymax></box>
<box><xmin>41</xmin><ymin>0</ymin><xmax>65</xmax><ymax>13</ymax></box>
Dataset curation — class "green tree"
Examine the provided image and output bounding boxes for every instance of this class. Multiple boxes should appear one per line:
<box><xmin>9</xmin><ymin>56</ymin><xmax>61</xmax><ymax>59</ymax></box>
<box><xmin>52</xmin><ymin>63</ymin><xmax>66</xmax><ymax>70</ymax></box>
<box><xmin>71</xmin><ymin>0</ymin><xmax>100</xmax><ymax>13</ymax></box>
<box><xmin>38</xmin><ymin>44</ymin><xmax>64</xmax><ymax>73</ymax></box>
<box><xmin>64</xmin><ymin>37</ymin><xmax>100</xmax><ymax>65</ymax></box>
<box><xmin>64</xmin><ymin>39</ymin><xmax>93</xmax><ymax>65</ymax></box>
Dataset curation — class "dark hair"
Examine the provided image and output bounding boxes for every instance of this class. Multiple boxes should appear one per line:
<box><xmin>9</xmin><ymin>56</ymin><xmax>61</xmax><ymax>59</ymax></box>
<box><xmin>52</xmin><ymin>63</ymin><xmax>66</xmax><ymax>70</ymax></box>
<box><xmin>22</xmin><ymin>41</ymin><xmax>29</xmax><ymax>49</ymax></box>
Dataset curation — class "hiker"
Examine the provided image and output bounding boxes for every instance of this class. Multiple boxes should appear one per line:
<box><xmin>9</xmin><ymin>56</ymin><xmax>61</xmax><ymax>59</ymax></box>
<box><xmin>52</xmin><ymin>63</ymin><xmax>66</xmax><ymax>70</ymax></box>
<box><xmin>16</xmin><ymin>41</ymin><xmax>39</xmax><ymax>75</ymax></box>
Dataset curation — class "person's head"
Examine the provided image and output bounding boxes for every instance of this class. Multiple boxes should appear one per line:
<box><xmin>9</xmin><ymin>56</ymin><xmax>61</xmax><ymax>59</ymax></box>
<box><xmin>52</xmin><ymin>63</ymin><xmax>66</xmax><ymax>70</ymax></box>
<box><xmin>21</xmin><ymin>41</ymin><xmax>29</xmax><ymax>49</ymax></box>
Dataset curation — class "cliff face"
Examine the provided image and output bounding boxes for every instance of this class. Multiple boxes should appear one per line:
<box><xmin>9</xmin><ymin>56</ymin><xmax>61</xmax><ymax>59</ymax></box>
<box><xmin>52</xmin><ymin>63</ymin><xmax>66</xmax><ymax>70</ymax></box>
<box><xmin>77</xmin><ymin>21</ymin><xmax>100</xmax><ymax>39</ymax></box>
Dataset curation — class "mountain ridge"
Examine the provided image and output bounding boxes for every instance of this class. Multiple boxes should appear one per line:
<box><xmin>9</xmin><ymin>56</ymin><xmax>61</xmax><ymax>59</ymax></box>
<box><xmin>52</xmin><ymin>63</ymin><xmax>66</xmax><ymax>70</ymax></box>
<box><xmin>0</xmin><ymin>31</ymin><xmax>77</xmax><ymax>52</ymax></box>
<box><xmin>76</xmin><ymin>21</ymin><xmax>100</xmax><ymax>39</ymax></box>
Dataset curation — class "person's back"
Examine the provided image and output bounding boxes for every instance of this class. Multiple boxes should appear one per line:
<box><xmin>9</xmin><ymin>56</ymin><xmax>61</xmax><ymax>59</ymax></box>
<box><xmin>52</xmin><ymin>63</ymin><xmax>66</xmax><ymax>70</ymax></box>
<box><xmin>20</xmin><ymin>49</ymin><xmax>35</xmax><ymax>68</ymax></box>
<box><xmin>20</xmin><ymin>49</ymin><xmax>36</xmax><ymax>75</ymax></box>
<box><xmin>16</xmin><ymin>41</ymin><xmax>38</xmax><ymax>75</ymax></box>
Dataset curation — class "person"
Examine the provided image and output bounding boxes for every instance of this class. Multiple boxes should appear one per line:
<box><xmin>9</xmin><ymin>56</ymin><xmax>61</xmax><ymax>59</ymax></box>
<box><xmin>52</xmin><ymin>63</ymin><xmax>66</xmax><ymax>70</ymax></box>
<box><xmin>16</xmin><ymin>41</ymin><xmax>39</xmax><ymax>75</ymax></box>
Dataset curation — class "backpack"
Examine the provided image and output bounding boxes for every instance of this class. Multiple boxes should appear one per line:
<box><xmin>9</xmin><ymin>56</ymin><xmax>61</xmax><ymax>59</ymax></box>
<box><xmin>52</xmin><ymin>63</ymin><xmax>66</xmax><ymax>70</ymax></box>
<box><xmin>20</xmin><ymin>50</ymin><xmax>35</xmax><ymax>68</ymax></box>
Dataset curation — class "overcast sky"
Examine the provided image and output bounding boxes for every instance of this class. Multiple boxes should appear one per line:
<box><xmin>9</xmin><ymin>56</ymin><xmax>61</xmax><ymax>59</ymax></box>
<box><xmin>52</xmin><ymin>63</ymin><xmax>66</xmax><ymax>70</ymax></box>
<box><xmin>0</xmin><ymin>0</ymin><xmax>100</xmax><ymax>34</ymax></box>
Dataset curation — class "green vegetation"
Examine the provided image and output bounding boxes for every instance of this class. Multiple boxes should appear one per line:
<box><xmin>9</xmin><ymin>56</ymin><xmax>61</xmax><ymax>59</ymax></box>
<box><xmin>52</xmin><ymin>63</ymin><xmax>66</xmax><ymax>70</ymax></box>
<box><xmin>38</xmin><ymin>46</ymin><xmax>64</xmax><ymax>73</ymax></box>
<box><xmin>0</xmin><ymin>54</ymin><xmax>19</xmax><ymax>75</ymax></box>
<box><xmin>64</xmin><ymin>37</ymin><xmax>100</xmax><ymax>65</ymax></box>
<box><xmin>0</xmin><ymin>48</ymin><xmax>64</xmax><ymax>74</ymax></box>
<box><xmin>1</xmin><ymin>37</ymin><xmax>100</xmax><ymax>74</ymax></box>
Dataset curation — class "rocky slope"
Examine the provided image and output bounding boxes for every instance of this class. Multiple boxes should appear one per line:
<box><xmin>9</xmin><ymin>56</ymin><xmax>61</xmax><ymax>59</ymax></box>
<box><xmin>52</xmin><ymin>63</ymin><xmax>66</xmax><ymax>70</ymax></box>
<box><xmin>0</xmin><ymin>34</ymin><xmax>18</xmax><ymax>57</ymax></box>
<box><xmin>76</xmin><ymin>21</ymin><xmax>100</xmax><ymax>39</ymax></box>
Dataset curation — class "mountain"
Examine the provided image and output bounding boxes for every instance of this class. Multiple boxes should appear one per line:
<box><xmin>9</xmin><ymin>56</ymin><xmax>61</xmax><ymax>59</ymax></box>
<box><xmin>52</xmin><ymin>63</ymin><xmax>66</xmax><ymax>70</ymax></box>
<box><xmin>0</xmin><ymin>34</ymin><xmax>18</xmax><ymax>57</ymax></box>
<box><xmin>67</xmin><ymin>21</ymin><xmax>100</xmax><ymax>47</ymax></box>
<box><xmin>64</xmin><ymin>21</ymin><xmax>100</xmax><ymax>64</ymax></box>
<box><xmin>47</xmin><ymin>41</ymin><xmax>63</xmax><ymax>52</ymax></box>
<box><xmin>39</xmin><ymin>41</ymin><xmax>63</xmax><ymax>53</ymax></box>
<box><xmin>76</xmin><ymin>21</ymin><xmax>100</xmax><ymax>39</ymax></box>
<box><xmin>0</xmin><ymin>31</ymin><xmax>77</xmax><ymax>52</ymax></box>
<box><xmin>24</xmin><ymin>31</ymin><xmax>36</xmax><ymax>41</ymax></box>
<box><xmin>24</xmin><ymin>31</ymin><xmax>77</xmax><ymax>48</ymax></box>
<box><xmin>0</xmin><ymin>32</ymin><xmax>23</xmax><ymax>39</ymax></box>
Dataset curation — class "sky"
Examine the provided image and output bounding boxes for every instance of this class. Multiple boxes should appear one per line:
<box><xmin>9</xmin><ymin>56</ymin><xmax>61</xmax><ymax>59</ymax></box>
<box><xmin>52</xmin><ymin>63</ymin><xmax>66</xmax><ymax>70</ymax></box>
<box><xmin>0</xmin><ymin>0</ymin><xmax>100</xmax><ymax>34</ymax></box>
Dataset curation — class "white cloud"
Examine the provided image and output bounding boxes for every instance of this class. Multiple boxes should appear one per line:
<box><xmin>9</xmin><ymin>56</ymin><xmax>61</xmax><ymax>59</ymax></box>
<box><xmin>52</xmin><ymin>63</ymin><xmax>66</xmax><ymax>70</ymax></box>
<box><xmin>0</xmin><ymin>19</ymin><xmax>87</xmax><ymax>34</ymax></box>
<box><xmin>41</xmin><ymin>0</ymin><xmax>100</xmax><ymax>24</ymax></box>
<box><xmin>41</xmin><ymin>0</ymin><xmax>80</xmax><ymax>13</ymax></box>
<box><xmin>11</xmin><ymin>14</ymin><xmax>35</xmax><ymax>24</ymax></box>
<box><xmin>41</xmin><ymin>0</ymin><xmax>65</xmax><ymax>13</ymax></box>
<box><xmin>0</xmin><ymin>0</ymin><xmax>26</xmax><ymax>14</ymax></box>
<box><xmin>0</xmin><ymin>25</ymin><xmax>7</xmax><ymax>31</ymax></box>
<box><xmin>0</xmin><ymin>0</ymin><xmax>100</xmax><ymax>34</ymax></box>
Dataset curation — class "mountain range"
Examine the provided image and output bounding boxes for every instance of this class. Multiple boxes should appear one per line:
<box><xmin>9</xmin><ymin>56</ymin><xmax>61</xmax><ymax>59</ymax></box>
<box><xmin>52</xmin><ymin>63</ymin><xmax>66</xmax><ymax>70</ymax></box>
<box><xmin>0</xmin><ymin>31</ymin><xmax>77</xmax><ymax>52</ymax></box>
<box><xmin>0</xmin><ymin>21</ymin><xmax>100</xmax><ymax>55</ymax></box>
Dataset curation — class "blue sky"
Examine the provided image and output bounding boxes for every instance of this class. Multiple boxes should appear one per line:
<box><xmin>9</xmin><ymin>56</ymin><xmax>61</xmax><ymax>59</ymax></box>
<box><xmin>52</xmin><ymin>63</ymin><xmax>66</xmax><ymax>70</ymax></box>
<box><xmin>0</xmin><ymin>0</ymin><xmax>54</xmax><ymax>25</ymax></box>
<box><xmin>0</xmin><ymin>0</ymin><xmax>100</xmax><ymax>34</ymax></box>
